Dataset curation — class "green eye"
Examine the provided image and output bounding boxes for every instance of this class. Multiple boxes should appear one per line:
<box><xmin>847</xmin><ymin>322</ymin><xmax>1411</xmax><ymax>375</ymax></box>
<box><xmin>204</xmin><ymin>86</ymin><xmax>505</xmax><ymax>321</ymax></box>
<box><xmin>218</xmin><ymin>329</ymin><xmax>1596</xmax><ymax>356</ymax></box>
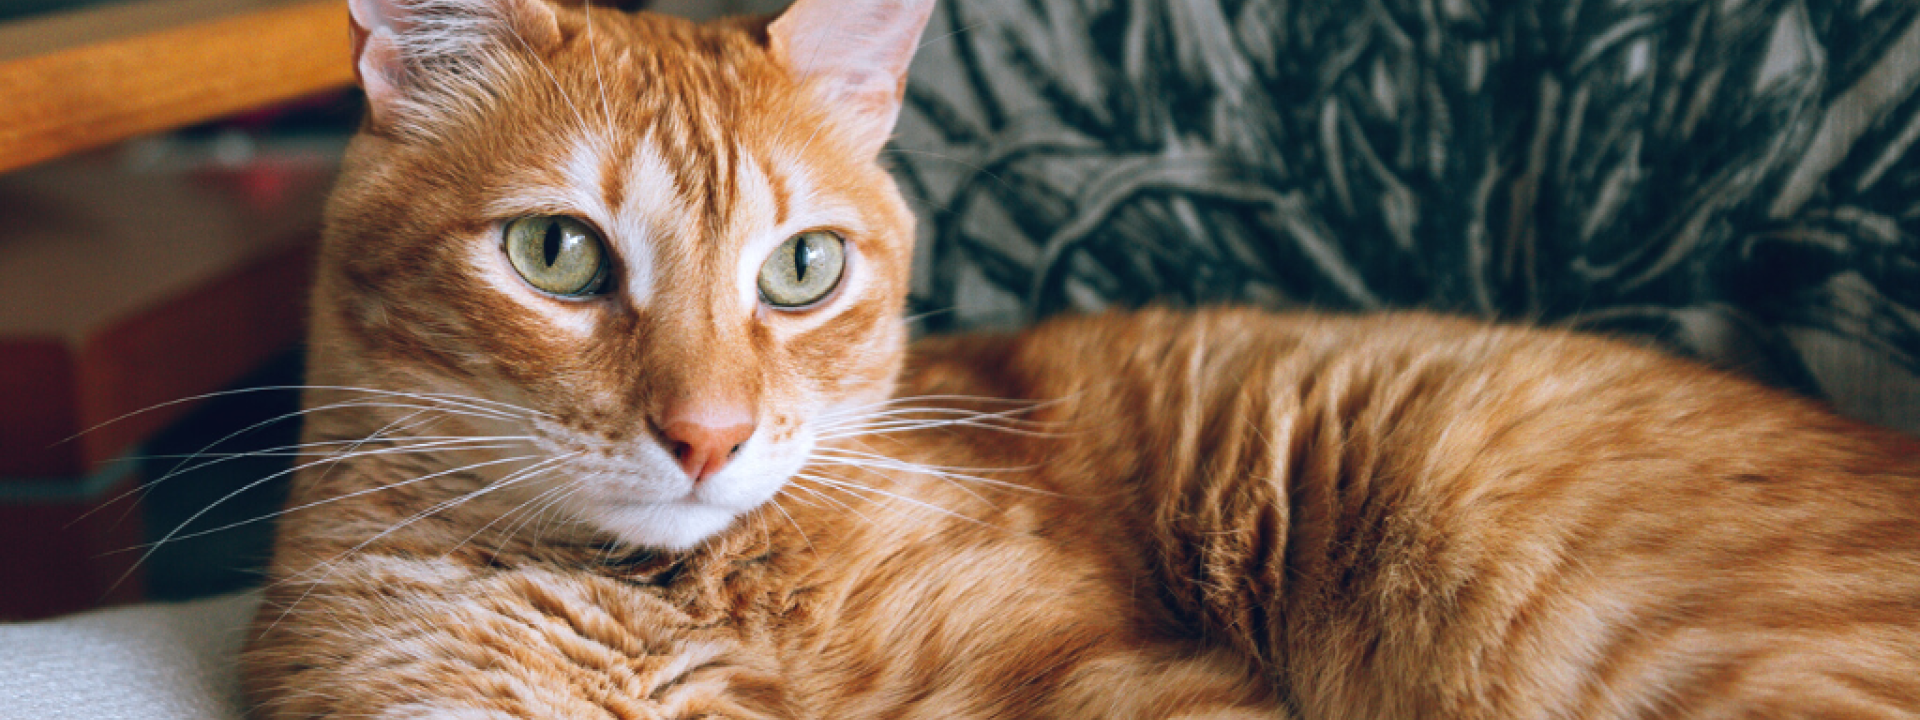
<box><xmin>758</xmin><ymin>230</ymin><xmax>846</xmax><ymax>309</ymax></box>
<box><xmin>503</xmin><ymin>216</ymin><xmax>609</xmax><ymax>297</ymax></box>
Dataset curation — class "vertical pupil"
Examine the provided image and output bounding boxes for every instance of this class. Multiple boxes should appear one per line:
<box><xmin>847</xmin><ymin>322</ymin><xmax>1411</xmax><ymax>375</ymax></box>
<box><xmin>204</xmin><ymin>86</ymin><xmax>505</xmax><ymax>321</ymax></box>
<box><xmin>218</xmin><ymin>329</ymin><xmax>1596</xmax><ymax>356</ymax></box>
<box><xmin>793</xmin><ymin>236</ymin><xmax>813</xmax><ymax>283</ymax></box>
<box><xmin>542</xmin><ymin>222</ymin><xmax>563</xmax><ymax>267</ymax></box>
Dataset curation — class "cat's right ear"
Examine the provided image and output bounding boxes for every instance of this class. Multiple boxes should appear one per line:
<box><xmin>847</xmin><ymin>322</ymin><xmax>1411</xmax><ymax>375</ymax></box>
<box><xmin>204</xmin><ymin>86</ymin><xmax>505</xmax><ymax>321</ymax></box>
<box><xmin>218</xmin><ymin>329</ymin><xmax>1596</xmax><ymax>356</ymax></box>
<box><xmin>348</xmin><ymin>0</ymin><xmax>561</xmax><ymax>131</ymax></box>
<box><xmin>347</xmin><ymin>0</ymin><xmax>405</xmax><ymax>126</ymax></box>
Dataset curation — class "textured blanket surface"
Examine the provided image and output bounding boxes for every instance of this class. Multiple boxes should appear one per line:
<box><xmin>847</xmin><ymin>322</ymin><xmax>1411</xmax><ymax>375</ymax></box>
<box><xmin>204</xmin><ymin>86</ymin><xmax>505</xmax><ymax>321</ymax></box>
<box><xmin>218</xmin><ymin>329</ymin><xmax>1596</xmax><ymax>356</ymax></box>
<box><xmin>0</xmin><ymin>592</ymin><xmax>256</xmax><ymax>720</ymax></box>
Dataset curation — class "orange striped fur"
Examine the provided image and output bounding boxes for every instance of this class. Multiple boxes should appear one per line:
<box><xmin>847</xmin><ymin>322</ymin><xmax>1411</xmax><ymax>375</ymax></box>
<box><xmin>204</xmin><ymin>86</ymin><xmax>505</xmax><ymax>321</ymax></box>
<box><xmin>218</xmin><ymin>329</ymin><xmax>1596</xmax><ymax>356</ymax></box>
<box><xmin>244</xmin><ymin>0</ymin><xmax>1920</xmax><ymax>717</ymax></box>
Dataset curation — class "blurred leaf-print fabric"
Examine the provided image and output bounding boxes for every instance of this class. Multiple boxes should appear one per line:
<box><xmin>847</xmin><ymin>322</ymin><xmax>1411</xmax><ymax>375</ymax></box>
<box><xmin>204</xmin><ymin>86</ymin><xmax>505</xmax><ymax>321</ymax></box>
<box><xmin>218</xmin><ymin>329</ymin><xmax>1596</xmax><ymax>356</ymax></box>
<box><xmin>890</xmin><ymin>0</ymin><xmax>1920</xmax><ymax>433</ymax></box>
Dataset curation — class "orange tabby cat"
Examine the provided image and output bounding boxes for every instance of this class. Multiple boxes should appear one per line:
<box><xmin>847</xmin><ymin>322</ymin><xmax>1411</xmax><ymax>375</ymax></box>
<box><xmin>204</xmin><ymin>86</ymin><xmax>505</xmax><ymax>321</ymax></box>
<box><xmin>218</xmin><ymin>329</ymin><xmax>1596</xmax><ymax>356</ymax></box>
<box><xmin>243</xmin><ymin>0</ymin><xmax>1920</xmax><ymax>716</ymax></box>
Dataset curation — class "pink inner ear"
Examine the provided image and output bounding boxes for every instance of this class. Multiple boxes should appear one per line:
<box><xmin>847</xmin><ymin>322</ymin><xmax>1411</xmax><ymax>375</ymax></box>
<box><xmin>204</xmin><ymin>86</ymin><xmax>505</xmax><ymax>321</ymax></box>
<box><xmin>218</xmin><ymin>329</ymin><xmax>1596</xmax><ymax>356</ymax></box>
<box><xmin>770</xmin><ymin>0</ymin><xmax>936</xmax><ymax>154</ymax></box>
<box><xmin>773</xmin><ymin>6</ymin><xmax>918</xmax><ymax>91</ymax></box>
<box><xmin>358</xmin><ymin>28</ymin><xmax>405</xmax><ymax>123</ymax></box>
<box><xmin>348</xmin><ymin>0</ymin><xmax>408</xmax><ymax>99</ymax></box>
<box><xmin>348</xmin><ymin>0</ymin><xmax>411</xmax><ymax>36</ymax></box>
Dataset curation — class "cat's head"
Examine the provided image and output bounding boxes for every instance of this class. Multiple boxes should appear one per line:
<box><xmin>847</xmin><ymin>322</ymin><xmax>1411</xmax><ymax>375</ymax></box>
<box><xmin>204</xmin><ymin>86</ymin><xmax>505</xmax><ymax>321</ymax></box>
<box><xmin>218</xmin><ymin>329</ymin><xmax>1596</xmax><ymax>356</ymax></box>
<box><xmin>308</xmin><ymin>0</ymin><xmax>935</xmax><ymax>549</ymax></box>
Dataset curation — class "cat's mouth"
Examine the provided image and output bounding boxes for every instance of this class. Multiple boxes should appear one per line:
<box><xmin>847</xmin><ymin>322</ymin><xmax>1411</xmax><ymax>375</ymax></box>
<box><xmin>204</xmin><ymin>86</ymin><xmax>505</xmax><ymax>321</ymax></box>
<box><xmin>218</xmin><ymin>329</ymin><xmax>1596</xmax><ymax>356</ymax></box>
<box><xmin>537</xmin><ymin>430</ymin><xmax>812</xmax><ymax>550</ymax></box>
<box><xmin>586</xmin><ymin>499</ymin><xmax>749</xmax><ymax>551</ymax></box>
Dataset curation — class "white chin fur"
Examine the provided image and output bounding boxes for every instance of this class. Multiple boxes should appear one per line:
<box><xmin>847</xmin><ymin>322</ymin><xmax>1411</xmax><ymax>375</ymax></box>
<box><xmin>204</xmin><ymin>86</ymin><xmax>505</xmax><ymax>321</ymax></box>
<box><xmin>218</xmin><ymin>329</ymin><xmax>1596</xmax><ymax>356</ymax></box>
<box><xmin>557</xmin><ymin>429</ymin><xmax>813</xmax><ymax>550</ymax></box>
<box><xmin>589</xmin><ymin>501</ymin><xmax>744</xmax><ymax>551</ymax></box>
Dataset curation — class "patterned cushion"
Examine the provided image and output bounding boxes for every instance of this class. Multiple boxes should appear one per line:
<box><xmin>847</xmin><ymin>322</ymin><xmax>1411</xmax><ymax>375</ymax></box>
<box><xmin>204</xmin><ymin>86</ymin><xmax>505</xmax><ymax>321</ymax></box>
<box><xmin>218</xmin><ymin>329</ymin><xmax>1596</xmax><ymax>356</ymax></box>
<box><xmin>891</xmin><ymin>0</ymin><xmax>1920</xmax><ymax>434</ymax></box>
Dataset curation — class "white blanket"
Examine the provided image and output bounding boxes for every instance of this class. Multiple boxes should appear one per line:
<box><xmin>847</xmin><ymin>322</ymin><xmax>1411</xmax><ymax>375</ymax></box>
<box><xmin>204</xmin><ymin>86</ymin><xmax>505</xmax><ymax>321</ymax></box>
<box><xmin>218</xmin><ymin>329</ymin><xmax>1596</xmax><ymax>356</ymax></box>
<box><xmin>0</xmin><ymin>592</ymin><xmax>256</xmax><ymax>720</ymax></box>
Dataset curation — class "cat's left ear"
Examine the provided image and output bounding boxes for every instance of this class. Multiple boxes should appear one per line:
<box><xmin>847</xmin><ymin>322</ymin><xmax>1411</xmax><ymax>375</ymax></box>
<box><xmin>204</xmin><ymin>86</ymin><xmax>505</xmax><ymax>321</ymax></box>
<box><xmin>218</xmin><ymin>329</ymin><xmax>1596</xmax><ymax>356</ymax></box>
<box><xmin>769</xmin><ymin>0</ymin><xmax>937</xmax><ymax>157</ymax></box>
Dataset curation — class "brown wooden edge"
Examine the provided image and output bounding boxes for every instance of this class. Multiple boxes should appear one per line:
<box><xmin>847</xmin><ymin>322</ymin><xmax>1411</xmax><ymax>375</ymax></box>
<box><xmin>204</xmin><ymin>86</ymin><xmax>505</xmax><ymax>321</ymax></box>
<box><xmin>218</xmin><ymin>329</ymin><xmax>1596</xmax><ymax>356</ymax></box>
<box><xmin>0</xmin><ymin>0</ymin><xmax>354</xmax><ymax>174</ymax></box>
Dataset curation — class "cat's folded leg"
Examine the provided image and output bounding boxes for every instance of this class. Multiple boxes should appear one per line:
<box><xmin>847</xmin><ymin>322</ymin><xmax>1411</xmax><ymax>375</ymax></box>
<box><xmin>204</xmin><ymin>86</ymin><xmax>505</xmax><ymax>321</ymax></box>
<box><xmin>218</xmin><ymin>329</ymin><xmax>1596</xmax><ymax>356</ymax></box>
<box><xmin>244</xmin><ymin>558</ymin><xmax>798</xmax><ymax>720</ymax></box>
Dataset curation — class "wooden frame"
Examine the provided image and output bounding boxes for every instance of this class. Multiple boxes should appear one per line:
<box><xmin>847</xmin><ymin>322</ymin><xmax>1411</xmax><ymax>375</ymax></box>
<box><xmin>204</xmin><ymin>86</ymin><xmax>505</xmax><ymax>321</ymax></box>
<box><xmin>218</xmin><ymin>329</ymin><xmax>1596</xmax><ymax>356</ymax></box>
<box><xmin>0</xmin><ymin>0</ymin><xmax>354</xmax><ymax>174</ymax></box>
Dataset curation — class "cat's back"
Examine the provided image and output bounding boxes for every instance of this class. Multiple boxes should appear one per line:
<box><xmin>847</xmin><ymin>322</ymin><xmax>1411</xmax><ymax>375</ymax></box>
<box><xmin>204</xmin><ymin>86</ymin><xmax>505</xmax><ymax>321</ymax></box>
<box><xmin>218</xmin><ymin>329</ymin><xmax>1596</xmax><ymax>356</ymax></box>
<box><xmin>905</xmin><ymin>308</ymin><xmax>1920</xmax><ymax>718</ymax></box>
<box><xmin>927</xmin><ymin>307</ymin><xmax>1920</xmax><ymax>492</ymax></box>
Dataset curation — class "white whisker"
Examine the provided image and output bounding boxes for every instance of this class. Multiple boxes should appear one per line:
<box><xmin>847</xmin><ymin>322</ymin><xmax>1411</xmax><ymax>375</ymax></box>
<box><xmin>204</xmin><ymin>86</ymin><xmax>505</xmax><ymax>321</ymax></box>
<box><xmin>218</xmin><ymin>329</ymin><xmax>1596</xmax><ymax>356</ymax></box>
<box><xmin>495</xmin><ymin>476</ymin><xmax>585</xmax><ymax>554</ymax></box>
<box><xmin>881</xmin><ymin>148</ymin><xmax>1018</xmax><ymax>194</ymax></box>
<box><xmin>127</xmin><ymin>436</ymin><xmax>538</xmax><ymax>562</ymax></box>
<box><xmin>121</xmin><ymin>444</ymin><xmax>550</xmax><ymax>551</ymax></box>
<box><xmin>584</xmin><ymin>0</ymin><xmax>615</xmax><ymax>137</ymax></box>
<box><xmin>74</xmin><ymin>422</ymin><xmax>472</xmax><ymax>529</ymax></box>
<box><xmin>265</xmin><ymin>453</ymin><xmax>565</xmax><ymax>630</ymax></box>
<box><xmin>786</xmin><ymin>477</ymin><xmax>876</xmax><ymax>525</ymax></box>
<box><xmin>817</xmin><ymin>453</ymin><xmax>1000</xmax><ymax>509</ymax></box>
<box><xmin>816</xmin><ymin>396</ymin><xmax>1072</xmax><ymax>441</ymax></box>
<box><xmin>766</xmin><ymin>497</ymin><xmax>814</xmax><ymax>554</ymax></box>
<box><xmin>810</xmin><ymin>449</ymin><xmax>1049</xmax><ymax>495</ymax></box>
<box><xmin>823</xmin><ymin>409</ymin><xmax>1059</xmax><ymax>431</ymax></box>
<box><xmin>821</xmin><ymin>393</ymin><xmax>1045</xmax><ymax>417</ymax></box>
<box><xmin>148</xmin><ymin>398</ymin><xmax>498</xmax><ymax>484</ymax></box>
<box><xmin>903</xmin><ymin>307</ymin><xmax>955</xmax><ymax>326</ymax></box>
<box><xmin>918</xmin><ymin>20</ymin><xmax>982</xmax><ymax>50</ymax></box>
<box><xmin>818</xmin><ymin>417</ymin><xmax>1066</xmax><ymax>440</ymax></box>
<box><xmin>498</xmin><ymin>9</ymin><xmax>605</xmax><ymax>159</ymax></box>
<box><xmin>61</xmin><ymin>384</ymin><xmax>544</xmax><ymax>446</ymax></box>
<box><xmin>122</xmin><ymin>436</ymin><xmax>531</xmax><ymax>463</ymax></box>
<box><xmin>798</xmin><ymin>471</ymin><xmax>994</xmax><ymax>529</ymax></box>
<box><xmin>76</xmin><ymin>387</ymin><xmax>541</xmax><ymax>528</ymax></box>
<box><xmin>441</xmin><ymin>456</ymin><xmax>582</xmax><ymax>560</ymax></box>
<box><xmin>136</xmin><ymin>451</ymin><xmax>543</xmax><ymax>598</ymax></box>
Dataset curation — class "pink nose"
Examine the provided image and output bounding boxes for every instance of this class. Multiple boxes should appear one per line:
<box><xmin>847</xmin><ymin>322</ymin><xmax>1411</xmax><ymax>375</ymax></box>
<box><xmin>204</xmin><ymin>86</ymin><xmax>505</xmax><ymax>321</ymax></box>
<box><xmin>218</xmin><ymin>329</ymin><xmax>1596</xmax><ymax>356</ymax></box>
<box><xmin>659</xmin><ymin>406</ymin><xmax>755</xmax><ymax>482</ymax></box>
